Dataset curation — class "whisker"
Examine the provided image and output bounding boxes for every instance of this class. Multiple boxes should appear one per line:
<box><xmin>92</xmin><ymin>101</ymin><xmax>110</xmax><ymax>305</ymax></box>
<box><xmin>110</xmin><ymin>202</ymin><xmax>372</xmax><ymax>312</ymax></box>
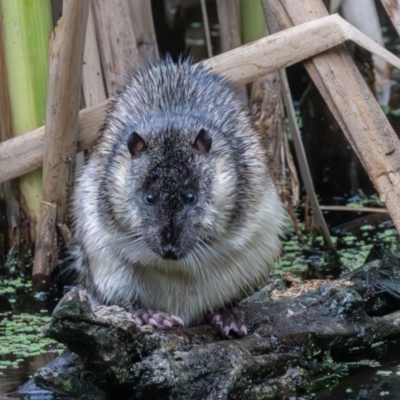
<box><xmin>193</xmin><ymin>242</ymin><xmax>215</xmax><ymax>276</ymax></box>
<box><xmin>96</xmin><ymin>232</ymin><xmax>142</xmax><ymax>251</ymax></box>
<box><xmin>203</xmin><ymin>230</ymin><xmax>252</xmax><ymax>258</ymax></box>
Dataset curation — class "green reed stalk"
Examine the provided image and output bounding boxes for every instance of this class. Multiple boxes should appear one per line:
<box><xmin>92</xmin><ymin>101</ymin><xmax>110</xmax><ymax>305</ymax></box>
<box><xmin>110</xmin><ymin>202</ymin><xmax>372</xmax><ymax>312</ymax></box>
<box><xmin>0</xmin><ymin>0</ymin><xmax>52</xmax><ymax>240</ymax></box>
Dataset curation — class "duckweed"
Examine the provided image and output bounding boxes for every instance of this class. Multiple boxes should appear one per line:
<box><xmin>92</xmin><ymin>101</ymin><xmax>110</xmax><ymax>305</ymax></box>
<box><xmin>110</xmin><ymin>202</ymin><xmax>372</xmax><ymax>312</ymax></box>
<box><xmin>277</xmin><ymin>214</ymin><xmax>399</xmax><ymax>276</ymax></box>
<box><xmin>0</xmin><ymin>277</ymin><xmax>64</xmax><ymax>370</ymax></box>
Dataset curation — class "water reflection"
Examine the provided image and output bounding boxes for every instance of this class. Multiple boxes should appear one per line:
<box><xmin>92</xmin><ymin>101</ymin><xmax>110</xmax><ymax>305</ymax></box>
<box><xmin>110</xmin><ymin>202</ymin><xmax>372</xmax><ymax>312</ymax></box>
<box><xmin>0</xmin><ymin>353</ymin><xmax>58</xmax><ymax>399</ymax></box>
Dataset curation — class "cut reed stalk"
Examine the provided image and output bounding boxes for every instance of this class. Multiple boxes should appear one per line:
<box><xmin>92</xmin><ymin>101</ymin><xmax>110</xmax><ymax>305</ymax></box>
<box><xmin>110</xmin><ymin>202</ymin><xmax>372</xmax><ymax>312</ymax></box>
<box><xmin>32</xmin><ymin>0</ymin><xmax>88</xmax><ymax>288</ymax></box>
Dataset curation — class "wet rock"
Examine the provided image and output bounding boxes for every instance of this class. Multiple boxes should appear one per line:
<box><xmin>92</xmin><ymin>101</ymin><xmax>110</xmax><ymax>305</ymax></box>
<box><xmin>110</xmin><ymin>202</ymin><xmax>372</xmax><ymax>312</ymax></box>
<box><xmin>29</xmin><ymin>274</ymin><xmax>400</xmax><ymax>399</ymax></box>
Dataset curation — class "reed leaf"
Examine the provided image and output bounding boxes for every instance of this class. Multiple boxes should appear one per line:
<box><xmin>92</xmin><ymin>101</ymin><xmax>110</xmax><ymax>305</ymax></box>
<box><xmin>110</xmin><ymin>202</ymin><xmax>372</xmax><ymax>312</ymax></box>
<box><xmin>0</xmin><ymin>0</ymin><xmax>52</xmax><ymax>239</ymax></box>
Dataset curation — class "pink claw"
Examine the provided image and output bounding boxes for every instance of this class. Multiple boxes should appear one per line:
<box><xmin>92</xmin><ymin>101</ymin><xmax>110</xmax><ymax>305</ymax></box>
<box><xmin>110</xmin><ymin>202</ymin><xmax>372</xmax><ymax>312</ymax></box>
<box><xmin>208</xmin><ymin>307</ymin><xmax>247</xmax><ymax>338</ymax></box>
<box><xmin>132</xmin><ymin>309</ymin><xmax>183</xmax><ymax>330</ymax></box>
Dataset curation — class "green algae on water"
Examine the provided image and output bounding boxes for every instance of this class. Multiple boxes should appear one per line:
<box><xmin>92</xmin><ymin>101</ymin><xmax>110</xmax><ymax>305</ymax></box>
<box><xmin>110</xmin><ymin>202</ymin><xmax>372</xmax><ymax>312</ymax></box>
<box><xmin>0</xmin><ymin>277</ymin><xmax>64</xmax><ymax>370</ymax></box>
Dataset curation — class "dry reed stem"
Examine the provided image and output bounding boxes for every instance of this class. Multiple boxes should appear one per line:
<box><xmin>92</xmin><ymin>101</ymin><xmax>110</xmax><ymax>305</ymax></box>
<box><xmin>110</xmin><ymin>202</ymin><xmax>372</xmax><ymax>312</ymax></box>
<box><xmin>40</xmin><ymin>2</ymin><xmax>88</xmax><ymax>215</ymax></box>
<box><xmin>216</xmin><ymin>0</ymin><xmax>242</xmax><ymax>53</ymax></box>
<box><xmin>76</xmin><ymin>1</ymin><xmax>106</xmax><ymax>173</ymax></box>
<box><xmin>216</xmin><ymin>0</ymin><xmax>246</xmax><ymax>98</ymax></box>
<box><xmin>128</xmin><ymin>0</ymin><xmax>159</xmax><ymax>64</ymax></box>
<box><xmin>264</xmin><ymin>0</ymin><xmax>400</xmax><ymax>233</ymax></box>
<box><xmin>91</xmin><ymin>0</ymin><xmax>138</xmax><ymax>94</ymax></box>
<box><xmin>200</xmin><ymin>0</ymin><xmax>213</xmax><ymax>58</ymax></box>
<box><xmin>82</xmin><ymin>2</ymin><xmax>106</xmax><ymax>108</ymax></box>
<box><xmin>261</xmin><ymin>5</ymin><xmax>332</xmax><ymax>248</ymax></box>
<box><xmin>380</xmin><ymin>0</ymin><xmax>400</xmax><ymax>38</ymax></box>
<box><xmin>279</xmin><ymin>66</ymin><xmax>334</xmax><ymax>249</ymax></box>
<box><xmin>33</xmin><ymin>201</ymin><xmax>57</xmax><ymax>289</ymax></box>
<box><xmin>318</xmin><ymin>205</ymin><xmax>388</xmax><ymax>214</ymax></box>
<box><xmin>1</xmin><ymin>14</ymin><xmax>400</xmax><ymax>184</ymax></box>
<box><xmin>33</xmin><ymin>0</ymin><xmax>88</xmax><ymax>280</ymax></box>
<box><xmin>341</xmin><ymin>0</ymin><xmax>390</xmax><ymax>105</ymax></box>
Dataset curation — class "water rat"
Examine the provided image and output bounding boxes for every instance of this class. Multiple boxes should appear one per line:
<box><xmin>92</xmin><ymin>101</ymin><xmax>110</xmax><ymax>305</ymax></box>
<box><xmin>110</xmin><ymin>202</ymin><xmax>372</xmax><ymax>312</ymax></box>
<box><xmin>72</xmin><ymin>57</ymin><xmax>285</xmax><ymax>337</ymax></box>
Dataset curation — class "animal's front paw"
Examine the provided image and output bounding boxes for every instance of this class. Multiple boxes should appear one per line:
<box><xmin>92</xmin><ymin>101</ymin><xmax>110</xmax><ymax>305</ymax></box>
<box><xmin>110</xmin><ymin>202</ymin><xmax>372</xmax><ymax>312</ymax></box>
<box><xmin>131</xmin><ymin>309</ymin><xmax>183</xmax><ymax>330</ymax></box>
<box><xmin>208</xmin><ymin>307</ymin><xmax>247</xmax><ymax>337</ymax></box>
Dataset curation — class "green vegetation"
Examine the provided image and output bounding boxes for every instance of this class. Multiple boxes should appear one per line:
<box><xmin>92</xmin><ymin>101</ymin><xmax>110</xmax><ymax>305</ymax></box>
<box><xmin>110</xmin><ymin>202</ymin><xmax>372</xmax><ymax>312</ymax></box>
<box><xmin>0</xmin><ymin>0</ymin><xmax>52</xmax><ymax>235</ymax></box>
<box><xmin>239</xmin><ymin>0</ymin><xmax>265</xmax><ymax>44</ymax></box>
<box><xmin>0</xmin><ymin>277</ymin><xmax>63</xmax><ymax>371</ymax></box>
<box><xmin>277</xmin><ymin>213</ymin><xmax>400</xmax><ymax>276</ymax></box>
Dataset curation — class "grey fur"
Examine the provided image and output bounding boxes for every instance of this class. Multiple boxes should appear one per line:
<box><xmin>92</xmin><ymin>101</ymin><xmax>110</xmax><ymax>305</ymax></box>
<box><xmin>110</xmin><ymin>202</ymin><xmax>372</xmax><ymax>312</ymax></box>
<box><xmin>72</xmin><ymin>58</ymin><xmax>286</xmax><ymax>326</ymax></box>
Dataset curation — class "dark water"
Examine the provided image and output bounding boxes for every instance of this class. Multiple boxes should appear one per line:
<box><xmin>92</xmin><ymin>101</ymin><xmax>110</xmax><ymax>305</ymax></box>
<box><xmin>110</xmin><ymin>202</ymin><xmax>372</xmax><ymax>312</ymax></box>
<box><xmin>316</xmin><ymin>341</ymin><xmax>400</xmax><ymax>400</ymax></box>
<box><xmin>0</xmin><ymin>280</ymin><xmax>61</xmax><ymax>400</ymax></box>
<box><xmin>0</xmin><ymin>353</ymin><xmax>58</xmax><ymax>400</ymax></box>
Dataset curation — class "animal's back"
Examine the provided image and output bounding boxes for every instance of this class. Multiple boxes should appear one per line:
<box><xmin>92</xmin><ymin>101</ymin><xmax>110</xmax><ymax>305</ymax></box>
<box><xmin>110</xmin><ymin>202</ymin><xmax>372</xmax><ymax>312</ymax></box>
<box><xmin>73</xmin><ymin>57</ymin><xmax>285</xmax><ymax>336</ymax></box>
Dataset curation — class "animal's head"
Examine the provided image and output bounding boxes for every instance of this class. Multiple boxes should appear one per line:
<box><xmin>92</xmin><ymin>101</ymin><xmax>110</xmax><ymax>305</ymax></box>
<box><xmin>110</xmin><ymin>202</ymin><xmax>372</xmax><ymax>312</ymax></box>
<box><xmin>125</xmin><ymin>125</ymin><xmax>214</xmax><ymax>260</ymax></box>
<box><xmin>94</xmin><ymin>58</ymin><xmax>258</xmax><ymax>268</ymax></box>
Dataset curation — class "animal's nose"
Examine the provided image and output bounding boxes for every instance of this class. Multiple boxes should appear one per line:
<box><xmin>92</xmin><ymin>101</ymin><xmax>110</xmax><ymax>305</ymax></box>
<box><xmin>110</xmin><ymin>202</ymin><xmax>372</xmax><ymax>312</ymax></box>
<box><xmin>162</xmin><ymin>244</ymin><xmax>179</xmax><ymax>260</ymax></box>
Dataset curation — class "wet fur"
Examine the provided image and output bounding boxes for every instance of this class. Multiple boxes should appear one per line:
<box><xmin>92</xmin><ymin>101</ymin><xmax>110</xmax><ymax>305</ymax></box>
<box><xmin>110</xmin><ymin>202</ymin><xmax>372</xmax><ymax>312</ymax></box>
<box><xmin>73</xmin><ymin>58</ymin><xmax>285</xmax><ymax>326</ymax></box>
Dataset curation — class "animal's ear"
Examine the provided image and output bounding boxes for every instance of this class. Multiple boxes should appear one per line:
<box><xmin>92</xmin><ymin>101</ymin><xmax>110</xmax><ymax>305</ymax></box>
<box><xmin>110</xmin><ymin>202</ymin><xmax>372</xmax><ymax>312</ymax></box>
<box><xmin>193</xmin><ymin>129</ymin><xmax>212</xmax><ymax>153</ymax></box>
<box><xmin>127</xmin><ymin>132</ymin><xmax>147</xmax><ymax>156</ymax></box>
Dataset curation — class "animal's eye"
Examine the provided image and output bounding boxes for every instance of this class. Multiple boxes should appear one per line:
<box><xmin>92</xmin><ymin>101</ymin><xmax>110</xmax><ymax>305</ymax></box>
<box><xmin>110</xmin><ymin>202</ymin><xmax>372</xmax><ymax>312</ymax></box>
<box><xmin>145</xmin><ymin>193</ymin><xmax>155</xmax><ymax>205</ymax></box>
<box><xmin>183</xmin><ymin>191</ymin><xmax>197</xmax><ymax>205</ymax></box>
